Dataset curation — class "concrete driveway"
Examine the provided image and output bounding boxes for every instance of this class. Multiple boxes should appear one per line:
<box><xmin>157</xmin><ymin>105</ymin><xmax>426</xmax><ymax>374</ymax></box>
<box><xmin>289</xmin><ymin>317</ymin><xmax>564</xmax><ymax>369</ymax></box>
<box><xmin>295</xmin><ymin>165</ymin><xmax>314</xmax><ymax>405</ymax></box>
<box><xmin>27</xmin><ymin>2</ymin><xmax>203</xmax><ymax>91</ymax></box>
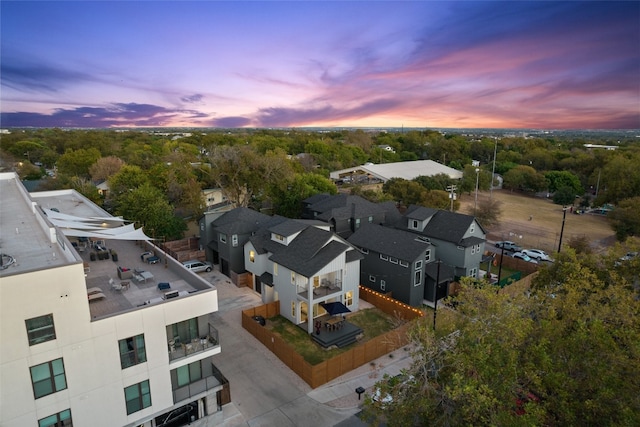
<box><xmin>203</xmin><ymin>271</ymin><xmax>366</xmax><ymax>427</ymax></box>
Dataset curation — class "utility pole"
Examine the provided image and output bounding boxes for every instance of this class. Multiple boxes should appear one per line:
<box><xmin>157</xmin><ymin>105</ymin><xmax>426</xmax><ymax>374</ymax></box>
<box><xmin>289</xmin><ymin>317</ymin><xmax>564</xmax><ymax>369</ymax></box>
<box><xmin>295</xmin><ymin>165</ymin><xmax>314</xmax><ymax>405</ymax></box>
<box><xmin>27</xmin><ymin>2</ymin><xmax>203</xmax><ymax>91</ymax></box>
<box><xmin>447</xmin><ymin>185</ymin><xmax>457</xmax><ymax>212</ymax></box>
<box><xmin>474</xmin><ymin>168</ymin><xmax>480</xmax><ymax>216</ymax></box>
<box><xmin>557</xmin><ymin>207</ymin><xmax>569</xmax><ymax>253</ymax></box>
<box><xmin>433</xmin><ymin>259</ymin><xmax>441</xmax><ymax>331</ymax></box>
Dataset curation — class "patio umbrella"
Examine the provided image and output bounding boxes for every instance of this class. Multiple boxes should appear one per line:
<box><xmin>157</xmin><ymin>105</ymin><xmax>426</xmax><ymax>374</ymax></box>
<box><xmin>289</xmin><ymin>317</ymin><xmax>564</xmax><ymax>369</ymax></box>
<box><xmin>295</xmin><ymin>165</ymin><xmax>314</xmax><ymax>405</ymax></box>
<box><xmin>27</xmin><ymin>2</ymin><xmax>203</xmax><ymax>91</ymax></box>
<box><xmin>320</xmin><ymin>301</ymin><xmax>351</xmax><ymax>316</ymax></box>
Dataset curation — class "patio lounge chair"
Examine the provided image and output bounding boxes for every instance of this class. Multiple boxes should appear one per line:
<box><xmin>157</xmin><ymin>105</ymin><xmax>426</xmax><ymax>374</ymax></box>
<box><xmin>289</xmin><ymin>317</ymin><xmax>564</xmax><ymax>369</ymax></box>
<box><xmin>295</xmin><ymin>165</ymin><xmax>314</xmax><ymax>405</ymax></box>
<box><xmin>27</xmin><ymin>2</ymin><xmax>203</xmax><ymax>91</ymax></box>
<box><xmin>88</xmin><ymin>292</ymin><xmax>106</xmax><ymax>302</ymax></box>
<box><xmin>87</xmin><ymin>287</ymin><xmax>102</xmax><ymax>295</ymax></box>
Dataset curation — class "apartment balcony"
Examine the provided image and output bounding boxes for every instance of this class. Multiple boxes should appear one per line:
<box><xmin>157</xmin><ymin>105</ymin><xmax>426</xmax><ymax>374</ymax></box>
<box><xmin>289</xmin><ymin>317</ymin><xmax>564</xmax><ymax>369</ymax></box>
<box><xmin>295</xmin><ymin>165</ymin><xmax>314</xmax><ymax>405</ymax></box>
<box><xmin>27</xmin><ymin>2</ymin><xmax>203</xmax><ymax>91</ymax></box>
<box><xmin>298</xmin><ymin>278</ymin><xmax>342</xmax><ymax>300</ymax></box>
<box><xmin>168</xmin><ymin>322</ymin><xmax>220</xmax><ymax>362</ymax></box>
<box><xmin>171</xmin><ymin>360</ymin><xmax>225</xmax><ymax>404</ymax></box>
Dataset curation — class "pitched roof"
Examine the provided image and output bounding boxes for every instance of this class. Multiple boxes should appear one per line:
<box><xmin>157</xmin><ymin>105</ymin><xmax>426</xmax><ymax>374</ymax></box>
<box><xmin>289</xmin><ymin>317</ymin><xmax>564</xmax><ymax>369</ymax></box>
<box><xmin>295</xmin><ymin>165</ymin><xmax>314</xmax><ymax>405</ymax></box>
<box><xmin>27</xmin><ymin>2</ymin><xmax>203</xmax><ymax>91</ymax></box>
<box><xmin>400</xmin><ymin>205</ymin><xmax>485</xmax><ymax>245</ymax></box>
<box><xmin>269</xmin><ymin>227</ymin><xmax>351</xmax><ymax>277</ymax></box>
<box><xmin>211</xmin><ymin>207</ymin><xmax>274</xmax><ymax>235</ymax></box>
<box><xmin>348</xmin><ymin>223</ymin><xmax>430</xmax><ymax>261</ymax></box>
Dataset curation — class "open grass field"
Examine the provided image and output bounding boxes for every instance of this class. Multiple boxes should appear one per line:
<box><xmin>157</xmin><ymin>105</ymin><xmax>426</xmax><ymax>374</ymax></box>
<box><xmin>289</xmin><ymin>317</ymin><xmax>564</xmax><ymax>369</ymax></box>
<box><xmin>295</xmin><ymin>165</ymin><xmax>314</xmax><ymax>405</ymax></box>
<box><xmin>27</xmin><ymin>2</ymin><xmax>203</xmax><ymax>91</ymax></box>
<box><xmin>459</xmin><ymin>189</ymin><xmax>616</xmax><ymax>254</ymax></box>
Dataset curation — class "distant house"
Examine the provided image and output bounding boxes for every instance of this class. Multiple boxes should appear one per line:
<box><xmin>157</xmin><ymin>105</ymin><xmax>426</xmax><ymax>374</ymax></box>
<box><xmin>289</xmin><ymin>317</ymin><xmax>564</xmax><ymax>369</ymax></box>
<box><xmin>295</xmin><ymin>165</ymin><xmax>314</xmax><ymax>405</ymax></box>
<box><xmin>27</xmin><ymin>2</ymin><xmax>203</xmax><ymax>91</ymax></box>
<box><xmin>348</xmin><ymin>223</ymin><xmax>435</xmax><ymax>307</ymax></box>
<box><xmin>202</xmin><ymin>188</ymin><xmax>229</xmax><ymax>210</ymax></box>
<box><xmin>301</xmin><ymin>194</ymin><xmax>389</xmax><ymax>238</ymax></box>
<box><xmin>243</xmin><ymin>217</ymin><xmax>363</xmax><ymax>335</ymax></box>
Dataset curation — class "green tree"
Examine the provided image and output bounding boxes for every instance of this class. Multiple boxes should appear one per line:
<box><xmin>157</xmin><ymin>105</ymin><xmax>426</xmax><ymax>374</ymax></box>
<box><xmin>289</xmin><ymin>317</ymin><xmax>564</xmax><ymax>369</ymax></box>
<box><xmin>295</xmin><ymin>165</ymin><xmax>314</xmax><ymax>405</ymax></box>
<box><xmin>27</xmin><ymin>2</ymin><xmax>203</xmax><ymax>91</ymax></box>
<box><xmin>363</xmin><ymin>249</ymin><xmax>640</xmax><ymax>426</ymax></box>
<box><xmin>608</xmin><ymin>196</ymin><xmax>640</xmax><ymax>241</ymax></box>
<box><xmin>503</xmin><ymin>165</ymin><xmax>547</xmax><ymax>192</ymax></box>
<box><xmin>552</xmin><ymin>185</ymin><xmax>577</xmax><ymax>205</ymax></box>
<box><xmin>115</xmin><ymin>183</ymin><xmax>186</xmax><ymax>240</ymax></box>
<box><xmin>545</xmin><ymin>170</ymin><xmax>583</xmax><ymax>194</ymax></box>
<box><xmin>271</xmin><ymin>173</ymin><xmax>337</xmax><ymax>217</ymax></box>
<box><xmin>56</xmin><ymin>148</ymin><xmax>102</xmax><ymax>178</ymax></box>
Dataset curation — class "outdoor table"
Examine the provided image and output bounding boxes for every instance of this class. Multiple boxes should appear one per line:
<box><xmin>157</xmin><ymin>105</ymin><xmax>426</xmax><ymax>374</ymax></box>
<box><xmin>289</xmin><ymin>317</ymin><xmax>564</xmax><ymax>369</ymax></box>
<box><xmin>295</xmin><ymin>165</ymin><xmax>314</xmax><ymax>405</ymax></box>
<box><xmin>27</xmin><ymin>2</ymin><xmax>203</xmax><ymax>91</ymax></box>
<box><xmin>138</xmin><ymin>271</ymin><xmax>154</xmax><ymax>283</ymax></box>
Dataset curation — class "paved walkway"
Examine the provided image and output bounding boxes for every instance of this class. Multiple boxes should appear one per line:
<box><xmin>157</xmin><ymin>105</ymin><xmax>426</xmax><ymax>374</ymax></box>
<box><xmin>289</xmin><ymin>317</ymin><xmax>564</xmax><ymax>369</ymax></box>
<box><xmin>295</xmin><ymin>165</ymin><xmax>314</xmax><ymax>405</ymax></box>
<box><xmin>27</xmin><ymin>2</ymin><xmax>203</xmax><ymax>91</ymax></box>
<box><xmin>193</xmin><ymin>269</ymin><xmax>413</xmax><ymax>427</ymax></box>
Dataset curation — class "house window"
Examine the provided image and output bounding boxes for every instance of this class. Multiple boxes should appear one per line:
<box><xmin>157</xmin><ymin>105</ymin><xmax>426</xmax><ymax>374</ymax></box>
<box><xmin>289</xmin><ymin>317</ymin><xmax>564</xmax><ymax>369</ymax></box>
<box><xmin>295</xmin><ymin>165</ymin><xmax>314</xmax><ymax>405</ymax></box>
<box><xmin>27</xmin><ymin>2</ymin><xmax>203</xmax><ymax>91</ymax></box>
<box><xmin>124</xmin><ymin>380</ymin><xmax>151</xmax><ymax>415</ymax></box>
<box><xmin>476</xmin><ymin>244</ymin><xmax>481</xmax><ymax>253</ymax></box>
<box><xmin>219</xmin><ymin>233</ymin><xmax>227</xmax><ymax>243</ymax></box>
<box><xmin>399</xmin><ymin>260</ymin><xmax>408</xmax><ymax>267</ymax></box>
<box><xmin>415</xmin><ymin>260</ymin><xmax>423</xmax><ymax>270</ymax></box>
<box><xmin>119</xmin><ymin>334</ymin><xmax>147</xmax><ymax>369</ymax></box>
<box><xmin>380</xmin><ymin>254</ymin><xmax>388</xmax><ymax>261</ymax></box>
<box><xmin>291</xmin><ymin>301</ymin><xmax>296</xmax><ymax>317</ymax></box>
<box><xmin>291</xmin><ymin>271</ymin><xmax>296</xmax><ymax>284</ymax></box>
<box><xmin>26</xmin><ymin>314</ymin><xmax>56</xmax><ymax>346</ymax></box>
<box><xmin>368</xmin><ymin>216</ymin><xmax>373</xmax><ymax>223</ymax></box>
<box><xmin>273</xmin><ymin>263</ymin><xmax>278</xmax><ymax>276</ymax></box>
<box><xmin>38</xmin><ymin>409</ymin><xmax>72</xmax><ymax>427</ymax></box>
<box><xmin>469</xmin><ymin>268</ymin><xmax>477</xmax><ymax>278</ymax></box>
<box><xmin>355</xmin><ymin>218</ymin><xmax>361</xmax><ymax>229</ymax></box>
<box><xmin>414</xmin><ymin>270</ymin><xmax>422</xmax><ymax>286</ymax></box>
<box><xmin>470</xmin><ymin>222</ymin><xmax>475</xmax><ymax>233</ymax></box>
<box><xmin>425</xmin><ymin>249</ymin><xmax>431</xmax><ymax>263</ymax></box>
<box><xmin>232</xmin><ymin>234</ymin><xmax>238</xmax><ymax>247</ymax></box>
<box><xmin>30</xmin><ymin>358</ymin><xmax>67</xmax><ymax>399</ymax></box>
<box><xmin>471</xmin><ymin>246</ymin><xmax>476</xmax><ymax>254</ymax></box>
<box><xmin>369</xmin><ymin>275</ymin><xmax>376</xmax><ymax>282</ymax></box>
<box><xmin>380</xmin><ymin>280</ymin><xmax>386</xmax><ymax>291</ymax></box>
<box><xmin>410</xmin><ymin>219</ymin><xmax>419</xmax><ymax>230</ymax></box>
<box><xmin>389</xmin><ymin>257</ymin><xmax>398</xmax><ymax>264</ymax></box>
<box><xmin>360</xmin><ymin>247</ymin><xmax>369</xmax><ymax>254</ymax></box>
<box><xmin>345</xmin><ymin>291</ymin><xmax>353</xmax><ymax>306</ymax></box>
<box><xmin>274</xmin><ymin>233</ymin><xmax>285</xmax><ymax>242</ymax></box>
<box><xmin>249</xmin><ymin>250</ymin><xmax>255</xmax><ymax>262</ymax></box>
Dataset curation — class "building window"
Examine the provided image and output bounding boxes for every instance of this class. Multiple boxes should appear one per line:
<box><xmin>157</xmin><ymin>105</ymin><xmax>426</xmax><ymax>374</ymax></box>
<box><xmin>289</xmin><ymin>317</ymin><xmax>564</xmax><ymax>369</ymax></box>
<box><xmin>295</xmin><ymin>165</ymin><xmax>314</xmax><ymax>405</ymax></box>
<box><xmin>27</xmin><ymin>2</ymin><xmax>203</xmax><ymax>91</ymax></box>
<box><xmin>368</xmin><ymin>216</ymin><xmax>373</xmax><ymax>223</ymax></box>
<box><xmin>30</xmin><ymin>358</ymin><xmax>67</xmax><ymax>399</ymax></box>
<box><xmin>380</xmin><ymin>280</ymin><xmax>386</xmax><ymax>291</ymax></box>
<box><xmin>273</xmin><ymin>263</ymin><xmax>278</xmax><ymax>276</ymax></box>
<box><xmin>291</xmin><ymin>301</ymin><xmax>296</xmax><ymax>317</ymax></box>
<box><xmin>415</xmin><ymin>260</ymin><xmax>423</xmax><ymax>270</ymax></box>
<box><xmin>38</xmin><ymin>409</ymin><xmax>72</xmax><ymax>427</ymax></box>
<box><xmin>291</xmin><ymin>271</ymin><xmax>296</xmax><ymax>284</ymax></box>
<box><xmin>274</xmin><ymin>233</ymin><xmax>285</xmax><ymax>242</ymax></box>
<box><xmin>399</xmin><ymin>260</ymin><xmax>408</xmax><ymax>267</ymax></box>
<box><xmin>471</xmin><ymin>245</ymin><xmax>476</xmax><ymax>254</ymax></box>
<box><xmin>476</xmin><ymin>244</ymin><xmax>481</xmax><ymax>253</ymax></box>
<box><xmin>119</xmin><ymin>334</ymin><xmax>147</xmax><ymax>369</ymax></box>
<box><xmin>470</xmin><ymin>222</ymin><xmax>475</xmax><ymax>233</ymax></box>
<box><xmin>26</xmin><ymin>314</ymin><xmax>56</xmax><ymax>346</ymax></box>
<box><xmin>174</xmin><ymin>361</ymin><xmax>203</xmax><ymax>388</ymax></box>
<box><xmin>369</xmin><ymin>275</ymin><xmax>376</xmax><ymax>282</ymax></box>
<box><xmin>219</xmin><ymin>233</ymin><xmax>227</xmax><ymax>243</ymax></box>
<box><xmin>125</xmin><ymin>380</ymin><xmax>151</xmax><ymax>415</ymax></box>
<box><xmin>345</xmin><ymin>291</ymin><xmax>353</xmax><ymax>306</ymax></box>
<box><xmin>249</xmin><ymin>250</ymin><xmax>255</xmax><ymax>262</ymax></box>
<box><xmin>355</xmin><ymin>218</ymin><xmax>361</xmax><ymax>229</ymax></box>
<box><xmin>425</xmin><ymin>249</ymin><xmax>431</xmax><ymax>263</ymax></box>
<box><xmin>380</xmin><ymin>254</ymin><xmax>388</xmax><ymax>261</ymax></box>
<box><xmin>469</xmin><ymin>268</ymin><xmax>477</xmax><ymax>278</ymax></box>
<box><xmin>410</xmin><ymin>219</ymin><xmax>419</xmax><ymax>230</ymax></box>
<box><xmin>232</xmin><ymin>234</ymin><xmax>238</xmax><ymax>247</ymax></box>
<box><xmin>414</xmin><ymin>270</ymin><xmax>422</xmax><ymax>286</ymax></box>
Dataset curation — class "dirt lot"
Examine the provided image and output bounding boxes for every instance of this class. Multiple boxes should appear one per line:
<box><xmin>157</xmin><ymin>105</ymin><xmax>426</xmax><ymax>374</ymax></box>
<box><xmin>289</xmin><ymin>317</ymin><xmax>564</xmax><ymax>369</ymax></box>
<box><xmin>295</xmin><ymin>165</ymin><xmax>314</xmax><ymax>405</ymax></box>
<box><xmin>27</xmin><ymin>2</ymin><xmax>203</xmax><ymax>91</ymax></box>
<box><xmin>458</xmin><ymin>190</ymin><xmax>616</xmax><ymax>254</ymax></box>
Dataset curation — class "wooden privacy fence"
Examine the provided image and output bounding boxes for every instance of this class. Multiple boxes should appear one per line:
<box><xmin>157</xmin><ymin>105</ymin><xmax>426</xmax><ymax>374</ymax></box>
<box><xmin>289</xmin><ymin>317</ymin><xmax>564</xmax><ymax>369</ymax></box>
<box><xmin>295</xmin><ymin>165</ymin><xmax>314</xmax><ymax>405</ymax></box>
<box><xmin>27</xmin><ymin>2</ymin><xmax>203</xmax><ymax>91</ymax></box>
<box><xmin>242</xmin><ymin>296</ymin><xmax>422</xmax><ymax>389</ymax></box>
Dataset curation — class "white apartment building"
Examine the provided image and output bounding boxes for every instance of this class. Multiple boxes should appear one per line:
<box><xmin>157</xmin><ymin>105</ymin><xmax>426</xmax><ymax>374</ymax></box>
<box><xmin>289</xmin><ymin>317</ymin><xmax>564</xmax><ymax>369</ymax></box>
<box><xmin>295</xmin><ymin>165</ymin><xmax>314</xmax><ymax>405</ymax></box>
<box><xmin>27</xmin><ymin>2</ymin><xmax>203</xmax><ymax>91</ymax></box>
<box><xmin>0</xmin><ymin>172</ymin><xmax>226</xmax><ymax>427</ymax></box>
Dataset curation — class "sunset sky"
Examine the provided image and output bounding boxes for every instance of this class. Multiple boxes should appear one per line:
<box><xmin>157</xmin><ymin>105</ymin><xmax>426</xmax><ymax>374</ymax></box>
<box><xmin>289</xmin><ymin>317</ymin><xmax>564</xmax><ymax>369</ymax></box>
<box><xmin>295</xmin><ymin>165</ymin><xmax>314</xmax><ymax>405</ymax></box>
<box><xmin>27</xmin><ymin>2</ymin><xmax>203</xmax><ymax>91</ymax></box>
<box><xmin>1</xmin><ymin>1</ymin><xmax>638</xmax><ymax>129</ymax></box>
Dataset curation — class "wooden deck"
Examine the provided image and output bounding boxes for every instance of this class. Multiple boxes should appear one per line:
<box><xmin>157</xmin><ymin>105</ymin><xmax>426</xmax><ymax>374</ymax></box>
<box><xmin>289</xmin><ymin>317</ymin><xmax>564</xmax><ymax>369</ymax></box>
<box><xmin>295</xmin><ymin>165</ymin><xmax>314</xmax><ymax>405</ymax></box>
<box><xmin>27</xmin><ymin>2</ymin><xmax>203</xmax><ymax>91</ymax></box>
<box><xmin>303</xmin><ymin>318</ymin><xmax>363</xmax><ymax>348</ymax></box>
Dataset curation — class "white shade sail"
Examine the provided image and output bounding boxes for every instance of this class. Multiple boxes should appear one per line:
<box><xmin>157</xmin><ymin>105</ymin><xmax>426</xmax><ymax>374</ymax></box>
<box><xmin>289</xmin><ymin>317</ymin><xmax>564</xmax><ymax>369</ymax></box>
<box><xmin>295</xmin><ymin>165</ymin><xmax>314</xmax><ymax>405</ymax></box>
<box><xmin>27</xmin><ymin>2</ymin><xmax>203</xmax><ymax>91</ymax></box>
<box><xmin>43</xmin><ymin>208</ymin><xmax>153</xmax><ymax>241</ymax></box>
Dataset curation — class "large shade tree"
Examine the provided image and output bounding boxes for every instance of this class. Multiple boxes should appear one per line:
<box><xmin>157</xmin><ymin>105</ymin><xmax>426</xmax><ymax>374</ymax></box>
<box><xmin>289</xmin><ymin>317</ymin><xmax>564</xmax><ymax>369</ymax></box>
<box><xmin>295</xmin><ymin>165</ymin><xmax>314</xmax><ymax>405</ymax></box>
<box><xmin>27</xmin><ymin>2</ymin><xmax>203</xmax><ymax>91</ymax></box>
<box><xmin>363</xmin><ymin>249</ymin><xmax>640</xmax><ymax>426</ymax></box>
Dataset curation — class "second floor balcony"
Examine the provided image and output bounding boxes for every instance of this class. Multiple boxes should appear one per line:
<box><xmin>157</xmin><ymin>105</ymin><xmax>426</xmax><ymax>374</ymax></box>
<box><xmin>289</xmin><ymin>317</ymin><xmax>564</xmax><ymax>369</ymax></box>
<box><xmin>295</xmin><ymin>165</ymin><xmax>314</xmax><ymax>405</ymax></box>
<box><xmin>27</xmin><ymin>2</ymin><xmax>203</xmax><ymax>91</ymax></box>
<box><xmin>168</xmin><ymin>317</ymin><xmax>220</xmax><ymax>362</ymax></box>
<box><xmin>298</xmin><ymin>278</ymin><xmax>342</xmax><ymax>300</ymax></box>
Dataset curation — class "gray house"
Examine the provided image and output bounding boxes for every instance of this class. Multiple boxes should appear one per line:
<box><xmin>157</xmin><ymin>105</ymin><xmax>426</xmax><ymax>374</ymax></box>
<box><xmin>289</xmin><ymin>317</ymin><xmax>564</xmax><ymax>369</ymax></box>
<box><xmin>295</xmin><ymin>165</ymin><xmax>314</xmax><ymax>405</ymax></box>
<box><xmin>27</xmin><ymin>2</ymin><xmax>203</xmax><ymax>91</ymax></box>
<box><xmin>301</xmin><ymin>194</ymin><xmax>388</xmax><ymax>238</ymax></box>
<box><xmin>348</xmin><ymin>223</ymin><xmax>434</xmax><ymax>307</ymax></box>
<box><xmin>396</xmin><ymin>205</ymin><xmax>486</xmax><ymax>304</ymax></box>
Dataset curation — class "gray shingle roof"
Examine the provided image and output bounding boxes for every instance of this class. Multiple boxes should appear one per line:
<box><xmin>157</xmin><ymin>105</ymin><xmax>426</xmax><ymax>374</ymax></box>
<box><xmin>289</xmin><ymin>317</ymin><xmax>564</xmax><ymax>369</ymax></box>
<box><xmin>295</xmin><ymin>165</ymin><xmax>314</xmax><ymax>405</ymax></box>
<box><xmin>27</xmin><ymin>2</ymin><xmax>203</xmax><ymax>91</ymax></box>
<box><xmin>211</xmin><ymin>207</ymin><xmax>272</xmax><ymax>235</ymax></box>
<box><xmin>269</xmin><ymin>227</ymin><xmax>350</xmax><ymax>277</ymax></box>
<box><xmin>348</xmin><ymin>223</ymin><xmax>430</xmax><ymax>262</ymax></box>
<box><xmin>400</xmin><ymin>205</ymin><xmax>485</xmax><ymax>246</ymax></box>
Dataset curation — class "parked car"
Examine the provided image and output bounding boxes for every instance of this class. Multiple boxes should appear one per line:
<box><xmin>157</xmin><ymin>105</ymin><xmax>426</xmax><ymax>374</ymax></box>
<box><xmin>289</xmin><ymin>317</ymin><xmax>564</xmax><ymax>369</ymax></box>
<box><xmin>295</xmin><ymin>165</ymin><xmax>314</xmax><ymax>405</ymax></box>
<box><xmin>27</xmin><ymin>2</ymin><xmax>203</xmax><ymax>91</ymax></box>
<box><xmin>494</xmin><ymin>241</ymin><xmax>522</xmax><ymax>252</ymax></box>
<box><xmin>512</xmin><ymin>252</ymin><xmax>538</xmax><ymax>264</ymax></box>
<box><xmin>521</xmin><ymin>249</ymin><xmax>553</xmax><ymax>262</ymax></box>
<box><xmin>181</xmin><ymin>259</ymin><xmax>213</xmax><ymax>273</ymax></box>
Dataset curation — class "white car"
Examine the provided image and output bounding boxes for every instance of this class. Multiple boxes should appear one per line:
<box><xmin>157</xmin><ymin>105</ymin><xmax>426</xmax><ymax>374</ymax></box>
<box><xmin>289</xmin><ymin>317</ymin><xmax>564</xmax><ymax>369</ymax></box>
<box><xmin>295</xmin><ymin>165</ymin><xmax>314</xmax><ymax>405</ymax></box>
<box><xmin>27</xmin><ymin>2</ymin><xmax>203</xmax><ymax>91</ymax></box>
<box><xmin>522</xmin><ymin>249</ymin><xmax>553</xmax><ymax>262</ymax></box>
<box><xmin>512</xmin><ymin>252</ymin><xmax>538</xmax><ymax>264</ymax></box>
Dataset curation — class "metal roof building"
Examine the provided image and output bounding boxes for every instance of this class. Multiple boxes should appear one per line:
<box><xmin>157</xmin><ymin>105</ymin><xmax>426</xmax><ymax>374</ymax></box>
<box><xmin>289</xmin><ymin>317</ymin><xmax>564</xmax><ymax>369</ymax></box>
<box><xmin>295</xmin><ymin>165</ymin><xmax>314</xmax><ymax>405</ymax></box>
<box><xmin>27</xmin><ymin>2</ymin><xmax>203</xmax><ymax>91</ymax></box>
<box><xmin>329</xmin><ymin>160</ymin><xmax>463</xmax><ymax>182</ymax></box>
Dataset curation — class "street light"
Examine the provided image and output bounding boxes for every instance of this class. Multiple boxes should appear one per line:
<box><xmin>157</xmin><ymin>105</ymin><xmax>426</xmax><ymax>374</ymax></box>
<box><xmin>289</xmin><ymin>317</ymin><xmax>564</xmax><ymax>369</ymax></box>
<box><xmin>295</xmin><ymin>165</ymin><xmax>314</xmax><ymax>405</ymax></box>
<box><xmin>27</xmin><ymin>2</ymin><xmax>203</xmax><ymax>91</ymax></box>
<box><xmin>474</xmin><ymin>168</ymin><xmax>480</xmax><ymax>215</ymax></box>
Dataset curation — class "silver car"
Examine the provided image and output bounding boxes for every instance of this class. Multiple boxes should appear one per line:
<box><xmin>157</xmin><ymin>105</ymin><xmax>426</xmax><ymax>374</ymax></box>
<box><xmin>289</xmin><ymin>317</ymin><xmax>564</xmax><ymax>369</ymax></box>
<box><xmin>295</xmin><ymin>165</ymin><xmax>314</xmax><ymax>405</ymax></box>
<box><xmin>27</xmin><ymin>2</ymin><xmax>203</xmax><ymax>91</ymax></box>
<box><xmin>522</xmin><ymin>249</ymin><xmax>553</xmax><ymax>262</ymax></box>
<box><xmin>512</xmin><ymin>252</ymin><xmax>538</xmax><ymax>264</ymax></box>
<box><xmin>181</xmin><ymin>259</ymin><xmax>213</xmax><ymax>273</ymax></box>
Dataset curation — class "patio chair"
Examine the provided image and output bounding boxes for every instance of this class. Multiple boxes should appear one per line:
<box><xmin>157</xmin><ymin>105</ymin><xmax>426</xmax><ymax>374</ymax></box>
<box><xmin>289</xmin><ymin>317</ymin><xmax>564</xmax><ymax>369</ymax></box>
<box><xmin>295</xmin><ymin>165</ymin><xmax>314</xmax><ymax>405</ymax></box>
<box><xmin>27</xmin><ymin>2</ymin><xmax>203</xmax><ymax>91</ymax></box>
<box><xmin>87</xmin><ymin>287</ymin><xmax>102</xmax><ymax>295</ymax></box>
